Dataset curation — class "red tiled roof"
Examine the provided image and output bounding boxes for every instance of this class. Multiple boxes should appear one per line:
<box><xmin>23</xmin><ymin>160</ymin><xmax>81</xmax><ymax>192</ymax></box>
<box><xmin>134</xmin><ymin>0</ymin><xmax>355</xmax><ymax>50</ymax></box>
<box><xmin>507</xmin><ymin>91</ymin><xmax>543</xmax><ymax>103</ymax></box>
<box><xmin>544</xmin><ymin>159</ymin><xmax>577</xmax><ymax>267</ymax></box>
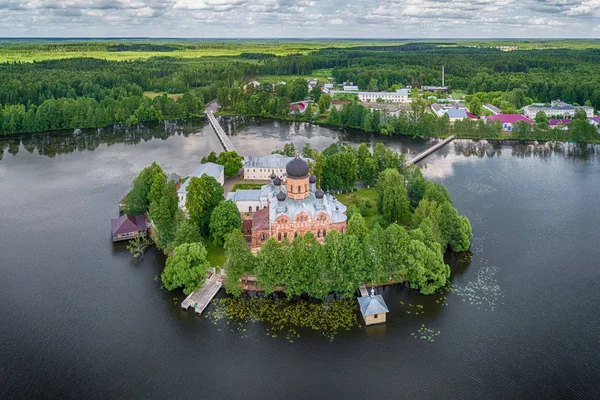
<box><xmin>252</xmin><ymin>207</ymin><xmax>270</xmax><ymax>231</ymax></box>
<box><xmin>486</xmin><ymin>114</ymin><xmax>532</xmax><ymax>124</ymax></box>
<box><xmin>549</xmin><ymin>119</ymin><xmax>572</xmax><ymax>126</ymax></box>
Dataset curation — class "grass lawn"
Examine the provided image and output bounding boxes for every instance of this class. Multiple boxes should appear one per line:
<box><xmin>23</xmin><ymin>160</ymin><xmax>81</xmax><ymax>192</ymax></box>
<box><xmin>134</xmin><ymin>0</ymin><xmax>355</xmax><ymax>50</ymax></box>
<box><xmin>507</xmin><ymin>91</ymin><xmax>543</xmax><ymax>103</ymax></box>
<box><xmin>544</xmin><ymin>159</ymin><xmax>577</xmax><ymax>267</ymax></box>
<box><xmin>143</xmin><ymin>91</ymin><xmax>184</xmax><ymax>100</ymax></box>
<box><xmin>205</xmin><ymin>242</ymin><xmax>226</xmax><ymax>268</ymax></box>
<box><xmin>336</xmin><ymin>188</ymin><xmax>380</xmax><ymax>228</ymax></box>
<box><xmin>232</xmin><ymin>183</ymin><xmax>264</xmax><ymax>191</ymax></box>
<box><xmin>258</xmin><ymin>69</ymin><xmax>334</xmax><ymax>84</ymax></box>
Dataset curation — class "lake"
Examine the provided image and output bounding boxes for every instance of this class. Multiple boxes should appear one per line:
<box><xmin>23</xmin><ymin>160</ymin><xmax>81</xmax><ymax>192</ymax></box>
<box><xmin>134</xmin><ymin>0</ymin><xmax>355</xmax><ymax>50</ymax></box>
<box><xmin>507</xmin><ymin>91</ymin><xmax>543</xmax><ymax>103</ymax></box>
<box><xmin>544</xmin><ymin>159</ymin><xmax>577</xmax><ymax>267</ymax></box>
<box><xmin>1</xmin><ymin>119</ymin><xmax>599</xmax><ymax>399</ymax></box>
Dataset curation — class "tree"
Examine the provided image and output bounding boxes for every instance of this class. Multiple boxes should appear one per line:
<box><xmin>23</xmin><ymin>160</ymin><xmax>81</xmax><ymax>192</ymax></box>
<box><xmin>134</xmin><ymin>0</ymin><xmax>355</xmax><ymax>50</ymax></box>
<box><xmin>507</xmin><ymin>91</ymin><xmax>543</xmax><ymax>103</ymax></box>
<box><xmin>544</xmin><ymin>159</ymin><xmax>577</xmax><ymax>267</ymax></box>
<box><xmin>255</xmin><ymin>237</ymin><xmax>285</xmax><ymax>295</ymax></box>
<box><xmin>149</xmin><ymin>180</ymin><xmax>179</xmax><ymax>249</ymax></box>
<box><xmin>469</xmin><ymin>96</ymin><xmax>482</xmax><ymax>116</ymax></box>
<box><xmin>404</xmin><ymin>234</ymin><xmax>450</xmax><ymax>295</ymax></box>
<box><xmin>310</xmin><ymin>86</ymin><xmax>322</xmax><ymax>102</ymax></box>
<box><xmin>377</xmin><ymin>168</ymin><xmax>410</xmax><ymax>224</ymax></box>
<box><xmin>361</xmin><ymin>157</ymin><xmax>378</xmax><ymax>187</ymax></box>
<box><xmin>535</xmin><ymin>111</ymin><xmax>548</xmax><ymax>125</ymax></box>
<box><xmin>317</xmin><ymin>94</ymin><xmax>331</xmax><ymax>114</ymax></box>
<box><xmin>209</xmin><ymin>201</ymin><xmax>242</xmax><ymax>246</ymax></box>
<box><xmin>126</xmin><ymin>236</ymin><xmax>152</xmax><ymax>260</ymax></box>
<box><xmin>122</xmin><ymin>162</ymin><xmax>164</xmax><ymax>215</ymax></box>
<box><xmin>201</xmin><ymin>151</ymin><xmax>218</xmax><ymax>164</ymax></box>
<box><xmin>450</xmin><ymin>215</ymin><xmax>472</xmax><ymax>252</ymax></box>
<box><xmin>217</xmin><ymin>151</ymin><xmax>243</xmax><ymax>178</ymax></box>
<box><xmin>165</xmin><ymin>218</ymin><xmax>202</xmax><ymax>255</ymax></box>
<box><xmin>185</xmin><ymin>175</ymin><xmax>224</xmax><ymax>231</ymax></box>
<box><xmin>161</xmin><ymin>243</ymin><xmax>210</xmax><ymax>295</ymax></box>
<box><xmin>223</xmin><ymin>230</ymin><xmax>255</xmax><ymax>296</ymax></box>
<box><xmin>347</xmin><ymin>213</ymin><xmax>368</xmax><ymax>237</ymax></box>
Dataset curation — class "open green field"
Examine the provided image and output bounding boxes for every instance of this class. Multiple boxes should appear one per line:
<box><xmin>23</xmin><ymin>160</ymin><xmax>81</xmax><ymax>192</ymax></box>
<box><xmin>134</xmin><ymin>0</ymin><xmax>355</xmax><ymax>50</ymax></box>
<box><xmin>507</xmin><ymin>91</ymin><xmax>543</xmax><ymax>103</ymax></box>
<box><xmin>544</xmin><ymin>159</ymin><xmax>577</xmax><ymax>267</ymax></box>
<box><xmin>205</xmin><ymin>242</ymin><xmax>226</xmax><ymax>268</ymax></box>
<box><xmin>336</xmin><ymin>188</ymin><xmax>380</xmax><ymax>228</ymax></box>
<box><xmin>0</xmin><ymin>40</ymin><xmax>407</xmax><ymax>63</ymax></box>
<box><xmin>258</xmin><ymin>69</ymin><xmax>334</xmax><ymax>84</ymax></box>
<box><xmin>143</xmin><ymin>91</ymin><xmax>184</xmax><ymax>100</ymax></box>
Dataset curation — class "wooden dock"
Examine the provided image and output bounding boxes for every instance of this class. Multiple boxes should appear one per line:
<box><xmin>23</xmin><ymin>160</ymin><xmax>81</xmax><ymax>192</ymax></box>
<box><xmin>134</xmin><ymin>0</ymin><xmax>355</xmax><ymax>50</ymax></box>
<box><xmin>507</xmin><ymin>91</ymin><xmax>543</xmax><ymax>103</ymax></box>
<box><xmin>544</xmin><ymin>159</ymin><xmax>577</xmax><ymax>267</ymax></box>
<box><xmin>407</xmin><ymin>135</ymin><xmax>455</xmax><ymax>165</ymax></box>
<box><xmin>205</xmin><ymin>110</ymin><xmax>236</xmax><ymax>153</ymax></box>
<box><xmin>181</xmin><ymin>270</ymin><xmax>224</xmax><ymax>314</ymax></box>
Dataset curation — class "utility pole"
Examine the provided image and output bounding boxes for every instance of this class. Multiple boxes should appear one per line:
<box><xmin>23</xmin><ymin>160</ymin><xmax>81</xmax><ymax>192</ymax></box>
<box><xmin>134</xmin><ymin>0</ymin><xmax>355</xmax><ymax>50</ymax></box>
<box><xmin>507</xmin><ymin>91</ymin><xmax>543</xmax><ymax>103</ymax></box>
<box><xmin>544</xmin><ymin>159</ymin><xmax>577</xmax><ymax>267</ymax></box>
<box><xmin>442</xmin><ymin>66</ymin><xmax>445</xmax><ymax>87</ymax></box>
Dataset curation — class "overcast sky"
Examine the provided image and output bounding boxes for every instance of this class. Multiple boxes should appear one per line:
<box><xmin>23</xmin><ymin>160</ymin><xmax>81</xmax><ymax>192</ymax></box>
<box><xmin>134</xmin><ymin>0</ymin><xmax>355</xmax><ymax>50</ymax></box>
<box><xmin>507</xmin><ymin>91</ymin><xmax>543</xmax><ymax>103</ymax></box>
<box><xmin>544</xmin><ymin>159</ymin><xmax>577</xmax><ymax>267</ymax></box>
<box><xmin>0</xmin><ymin>0</ymin><xmax>599</xmax><ymax>38</ymax></box>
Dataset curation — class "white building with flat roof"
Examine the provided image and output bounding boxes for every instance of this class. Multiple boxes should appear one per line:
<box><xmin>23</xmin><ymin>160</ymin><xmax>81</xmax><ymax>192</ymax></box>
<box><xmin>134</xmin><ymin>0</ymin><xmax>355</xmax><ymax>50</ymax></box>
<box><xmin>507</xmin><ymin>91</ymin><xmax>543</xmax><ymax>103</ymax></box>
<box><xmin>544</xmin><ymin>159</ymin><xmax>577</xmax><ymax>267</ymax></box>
<box><xmin>243</xmin><ymin>154</ymin><xmax>312</xmax><ymax>181</ymax></box>
<box><xmin>177</xmin><ymin>162</ymin><xmax>225</xmax><ymax>210</ymax></box>
<box><xmin>358</xmin><ymin>89</ymin><xmax>409</xmax><ymax>103</ymax></box>
<box><xmin>523</xmin><ymin>100</ymin><xmax>594</xmax><ymax>119</ymax></box>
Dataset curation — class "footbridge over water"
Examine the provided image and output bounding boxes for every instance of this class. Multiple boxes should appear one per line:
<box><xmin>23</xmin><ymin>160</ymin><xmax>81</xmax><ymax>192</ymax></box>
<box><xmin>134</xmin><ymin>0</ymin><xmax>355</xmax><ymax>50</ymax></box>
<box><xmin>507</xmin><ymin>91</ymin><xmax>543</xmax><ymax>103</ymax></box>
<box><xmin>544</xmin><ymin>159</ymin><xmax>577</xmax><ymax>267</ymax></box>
<box><xmin>206</xmin><ymin>110</ymin><xmax>236</xmax><ymax>153</ymax></box>
<box><xmin>407</xmin><ymin>135</ymin><xmax>455</xmax><ymax>165</ymax></box>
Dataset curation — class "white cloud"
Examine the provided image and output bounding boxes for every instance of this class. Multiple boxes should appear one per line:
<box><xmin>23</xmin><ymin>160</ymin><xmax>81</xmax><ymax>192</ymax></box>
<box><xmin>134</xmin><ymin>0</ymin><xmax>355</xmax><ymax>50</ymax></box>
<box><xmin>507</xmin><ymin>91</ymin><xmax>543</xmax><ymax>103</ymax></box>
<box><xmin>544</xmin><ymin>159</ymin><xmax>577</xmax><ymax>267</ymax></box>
<box><xmin>0</xmin><ymin>0</ymin><xmax>597</xmax><ymax>37</ymax></box>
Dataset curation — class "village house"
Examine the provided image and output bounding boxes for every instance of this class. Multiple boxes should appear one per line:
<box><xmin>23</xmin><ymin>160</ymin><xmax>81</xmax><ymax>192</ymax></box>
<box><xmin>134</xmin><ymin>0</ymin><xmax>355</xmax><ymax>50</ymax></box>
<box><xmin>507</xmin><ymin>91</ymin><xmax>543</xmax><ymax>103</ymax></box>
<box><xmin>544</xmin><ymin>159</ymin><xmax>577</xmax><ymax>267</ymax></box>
<box><xmin>177</xmin><ymin>162</ymin><xmax>225</xmax><ymax>210</ymax></box>
<box><xmin>361</xmin><ymin>102</ymin><xmax>410</xmax><ymax>117</ymax></box>
<box><xmin>343</xmin><ymin>85</ymin><xmax>359</xmax><ymax>91</ymax></box>
<box><xmin>549</xmin><ymin>119</ymin><xmax>572</xmax><ymax>130</ymax></box>
<box><xmin>289</xmin><ymin>100</ymin><xmax>313</xmax><ymax>114</ymax></box>
<box><xmin>111</xmin><ymin>214</ymin><xmax>148</xmax><ymax>242</ymax></box>
<box><xmin>357</xmin><ymin>89</ymin><xmax>409</xmax><ymax>103</ymax></box>
<box><xmin>422</xmin><ymin>85</ymin><xmax>448</xmax><ymax>92</ymax></box>
<box><xmin>483</xmin><ymin>104</ymin><xmax>502</xmax><ymax>115</ymax></box>
<box><xmin>485</xmin><ymin>114</ymin><xmax>533</xmax><ymax>132</ymax></box>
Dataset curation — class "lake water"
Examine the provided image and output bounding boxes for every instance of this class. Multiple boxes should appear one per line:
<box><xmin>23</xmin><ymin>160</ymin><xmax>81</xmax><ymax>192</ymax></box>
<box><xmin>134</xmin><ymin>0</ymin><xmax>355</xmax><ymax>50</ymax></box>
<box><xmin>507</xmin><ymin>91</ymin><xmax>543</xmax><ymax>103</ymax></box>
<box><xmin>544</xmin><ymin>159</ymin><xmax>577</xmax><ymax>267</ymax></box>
<box><xmin>1</xmin><ymin>120</ymin><xmax>599</xmax><ymax>399</ymax></box>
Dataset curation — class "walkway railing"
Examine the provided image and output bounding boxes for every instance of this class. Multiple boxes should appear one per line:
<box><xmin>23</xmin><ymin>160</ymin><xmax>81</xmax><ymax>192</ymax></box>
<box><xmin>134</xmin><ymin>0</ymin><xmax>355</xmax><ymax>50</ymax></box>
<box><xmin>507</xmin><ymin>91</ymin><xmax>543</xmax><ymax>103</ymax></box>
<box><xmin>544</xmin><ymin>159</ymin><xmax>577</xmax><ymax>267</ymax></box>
<box><xmin>205</xmin><ymin>110</ymin><xmax>236</xmax><ymax>153</ymax></box>
<box><xmin>407</xmin><ymin>135</ymin><xmax>455</xmax><ymax>165</ymax></box>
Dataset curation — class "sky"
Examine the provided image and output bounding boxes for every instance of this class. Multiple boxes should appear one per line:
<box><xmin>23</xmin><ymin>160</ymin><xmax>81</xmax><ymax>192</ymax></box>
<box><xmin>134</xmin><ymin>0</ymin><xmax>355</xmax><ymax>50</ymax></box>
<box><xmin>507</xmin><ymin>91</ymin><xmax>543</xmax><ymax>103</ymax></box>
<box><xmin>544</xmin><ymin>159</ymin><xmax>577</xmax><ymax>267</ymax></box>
<box><xmin>0</xmin><ymin>0</ymin><xmax>599</xmax><ymax>38</ymax></box>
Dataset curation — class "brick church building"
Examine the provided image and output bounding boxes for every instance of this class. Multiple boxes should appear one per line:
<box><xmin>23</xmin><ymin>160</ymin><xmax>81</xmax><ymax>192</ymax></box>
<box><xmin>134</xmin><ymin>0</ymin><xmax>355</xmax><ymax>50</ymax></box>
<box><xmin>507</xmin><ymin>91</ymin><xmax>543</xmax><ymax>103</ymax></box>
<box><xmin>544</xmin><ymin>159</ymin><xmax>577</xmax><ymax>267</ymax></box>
<box><xmin>228</xmin><ymin>156</ymin><xmax>348</xmax><ymax>251</ymax></box>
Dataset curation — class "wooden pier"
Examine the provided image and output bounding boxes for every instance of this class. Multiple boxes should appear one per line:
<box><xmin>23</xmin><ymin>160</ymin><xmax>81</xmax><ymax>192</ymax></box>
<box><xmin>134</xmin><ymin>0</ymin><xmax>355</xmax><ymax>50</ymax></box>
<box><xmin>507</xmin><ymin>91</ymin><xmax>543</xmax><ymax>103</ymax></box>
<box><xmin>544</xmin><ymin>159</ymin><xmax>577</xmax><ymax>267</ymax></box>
<box><xmin>181</xmin><ymin>270</ymin><xmax>224</xmax><ymax>314</ymax></box>
<box><xmin>205</xmin><ymin>110</ymin><xmax>236</xmax><ymax>153</ymax></box>
<box><xmin>407</xmin><ymin>135</ymin><xmax>455</xmax><ymax>165</ymax></box>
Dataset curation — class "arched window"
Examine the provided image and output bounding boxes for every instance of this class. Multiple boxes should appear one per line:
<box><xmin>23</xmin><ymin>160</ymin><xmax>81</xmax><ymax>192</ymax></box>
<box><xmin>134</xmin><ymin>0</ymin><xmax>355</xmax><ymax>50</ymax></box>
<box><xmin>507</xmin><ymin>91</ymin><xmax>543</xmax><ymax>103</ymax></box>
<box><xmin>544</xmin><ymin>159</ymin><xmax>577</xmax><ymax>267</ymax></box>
<box><xmin>323</xmin><ymin>230</ymin><xmax>327</xmax><ymax>236</ymax></box>
<box><xmin>256</xmin><ymin>206</ymin><xmax>259</xmax><ymax>211</ymax></box>
<box><xmin>294</xmin><ymin>232</ymin><xmax>298</xmax><ymax>238</ymax></box>
<box><xmin>261</xmin><ymin>233</ymin><xmax>266</xmax><ymax>241</ymax></box>
<box><xmin>317</xmin><ymin>230</ymin><xmax>321</xmax><ymax>238</ymax></box>
<box><xmin>284</xmin><ymin>233</ymin><xmax>288</xmax><ymax>238</ymax></box>
<box><xmin>249</xmin><ymin>206</ymin><xmax>252</xmax><ymax>212</ymax></box>
<box><xmin>297</xmin><ymin>185</ymin><xmax>301</xmax><ymax>193</ymax></box>
<box><xmin>341</xmin><ymin>227</ymin><xmax>345</xmax><ymax>233</ymax></box>
<box><xmin>278</xmin><ymin>233</ymin><xmax>282</xmax><ymax>241</ymax></box>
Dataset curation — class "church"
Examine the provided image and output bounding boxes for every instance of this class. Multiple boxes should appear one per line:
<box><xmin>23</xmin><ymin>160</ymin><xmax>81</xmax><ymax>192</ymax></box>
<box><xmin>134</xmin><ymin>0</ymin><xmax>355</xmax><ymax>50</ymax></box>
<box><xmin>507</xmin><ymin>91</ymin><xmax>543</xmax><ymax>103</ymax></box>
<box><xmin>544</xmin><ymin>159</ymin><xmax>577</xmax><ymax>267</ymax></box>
<box><xmin>226</xmin><ymin>156</ymin><xmax>347</xmax><ymax>251</ymax></box>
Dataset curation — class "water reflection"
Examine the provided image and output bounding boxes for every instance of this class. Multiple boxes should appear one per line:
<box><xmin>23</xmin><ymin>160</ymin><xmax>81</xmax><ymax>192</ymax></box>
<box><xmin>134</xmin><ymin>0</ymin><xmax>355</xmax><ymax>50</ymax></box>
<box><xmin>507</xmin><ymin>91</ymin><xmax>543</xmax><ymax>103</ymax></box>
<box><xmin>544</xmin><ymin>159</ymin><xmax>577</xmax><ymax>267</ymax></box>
<box><xmin>453</xmin><ymin>139</ymin><xmax>599</xmax><ymax>160</ymax></box>
<box><xmin>0</xmin><ymin>119</ymin><xmax>201</xmax><ymax>159</ymax></box>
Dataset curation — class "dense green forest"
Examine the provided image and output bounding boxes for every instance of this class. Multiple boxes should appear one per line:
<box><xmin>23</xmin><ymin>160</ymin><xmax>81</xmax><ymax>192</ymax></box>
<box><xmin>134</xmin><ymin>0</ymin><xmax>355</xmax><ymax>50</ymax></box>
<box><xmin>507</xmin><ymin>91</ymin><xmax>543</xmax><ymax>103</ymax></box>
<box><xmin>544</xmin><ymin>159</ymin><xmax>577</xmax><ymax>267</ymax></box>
<box><xmin>1</xmin><ymin>40</ymin><xmax>599</xmax><ymax>140</ymax></box>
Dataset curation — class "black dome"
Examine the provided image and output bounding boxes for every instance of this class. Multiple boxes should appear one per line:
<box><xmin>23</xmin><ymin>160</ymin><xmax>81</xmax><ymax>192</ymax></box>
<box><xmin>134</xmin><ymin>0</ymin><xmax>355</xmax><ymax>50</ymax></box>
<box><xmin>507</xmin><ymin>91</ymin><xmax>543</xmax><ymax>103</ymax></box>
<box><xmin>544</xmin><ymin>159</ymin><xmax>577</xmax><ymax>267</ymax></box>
<box><xmin>309</xmin><ymin>175</ymin><xmax>317</xmax><ymax>184</ymax></box>
<box><xmin>273</xmin><ymin>177</ymin><xmax>282</xmax><ymax>186</ymax></box>
<box><xmin>270</xmin><ymin>172</ymin><xmax>277</xmax><ymax>180</ymax></box>
<box><xmin>286</xmin><ymin>157</ymin><xmax>309</xmax><ymax>178</ymax></box>
<box><xmin>277</xmin><ymin>191</ymin><xmax>287</xmax><ymax>201</ymax></box>
<box><xmin>315</xmin><ymin>189</ymin><xmax>324</xmax><ymax>199</ymax></box>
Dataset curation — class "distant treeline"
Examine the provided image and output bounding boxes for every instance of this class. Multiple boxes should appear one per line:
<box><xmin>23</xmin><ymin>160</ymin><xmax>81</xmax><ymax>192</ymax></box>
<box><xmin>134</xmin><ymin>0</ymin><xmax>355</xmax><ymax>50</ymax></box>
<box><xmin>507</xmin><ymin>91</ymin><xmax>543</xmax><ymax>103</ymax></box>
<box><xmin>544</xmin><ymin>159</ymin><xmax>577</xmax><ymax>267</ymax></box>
<box><xmin>1</xmin><ymin>43</ymin><xmax>600</xmax><ymax>136</ymax></box>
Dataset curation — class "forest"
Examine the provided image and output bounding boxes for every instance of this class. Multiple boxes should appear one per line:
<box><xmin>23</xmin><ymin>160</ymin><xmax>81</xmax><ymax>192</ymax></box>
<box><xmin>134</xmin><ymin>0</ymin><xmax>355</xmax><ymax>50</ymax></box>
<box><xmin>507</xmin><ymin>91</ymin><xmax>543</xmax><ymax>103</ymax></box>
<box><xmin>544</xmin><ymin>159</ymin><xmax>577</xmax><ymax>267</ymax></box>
<box><xmin>1</xmin><ymin>40</ymin><xmax>599</xmax><ymax>141</ymax></box>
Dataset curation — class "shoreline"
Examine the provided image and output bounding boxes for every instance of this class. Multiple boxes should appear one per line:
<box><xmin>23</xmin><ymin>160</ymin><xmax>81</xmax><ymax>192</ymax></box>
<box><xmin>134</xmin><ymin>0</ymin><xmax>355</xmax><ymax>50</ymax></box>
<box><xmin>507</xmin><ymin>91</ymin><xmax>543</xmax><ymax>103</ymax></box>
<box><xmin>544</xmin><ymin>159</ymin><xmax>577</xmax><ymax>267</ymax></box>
<box><xmin>216</xmin><ymin>111</ymin><xmax>600</xmax><ymax>145</ymax></box>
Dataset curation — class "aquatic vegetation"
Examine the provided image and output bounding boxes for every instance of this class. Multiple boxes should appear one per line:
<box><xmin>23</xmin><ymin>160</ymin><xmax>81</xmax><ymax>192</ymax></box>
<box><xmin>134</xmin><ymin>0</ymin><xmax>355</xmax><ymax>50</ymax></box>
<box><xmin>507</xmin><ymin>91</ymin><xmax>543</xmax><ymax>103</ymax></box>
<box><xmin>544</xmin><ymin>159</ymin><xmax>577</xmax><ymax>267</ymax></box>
<box><xmin>449</xmin><ymin>264</ymin><xmax>503</xmax><ymax>311</ymax></box>
<box><xmin>205</xmin><ymin>297</ymin><xmax>360</xmax><ymax>341</ymax></box>
<box><xmin>411</xmin><ymin>324</ymin><xmax>441</xmax><ymax>342</ymax></box>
